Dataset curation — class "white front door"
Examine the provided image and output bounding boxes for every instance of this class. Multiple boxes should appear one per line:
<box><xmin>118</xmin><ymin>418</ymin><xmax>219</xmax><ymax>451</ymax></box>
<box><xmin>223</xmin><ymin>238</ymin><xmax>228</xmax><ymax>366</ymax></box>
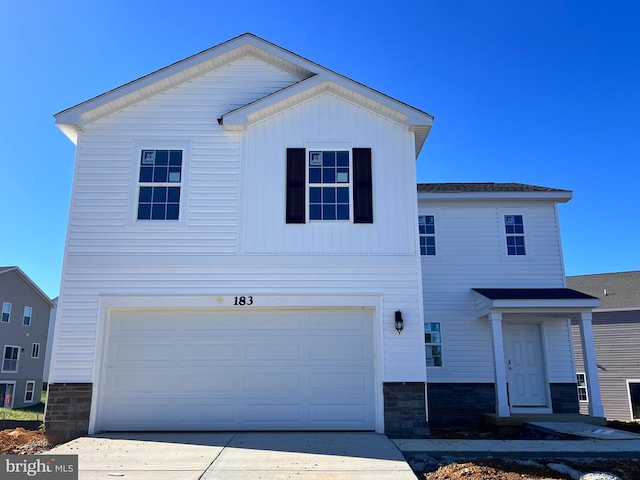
<box><xmin>503</xmin><ymin>323</ymin><xmax>548</xmax><ymax>408</ymax></box>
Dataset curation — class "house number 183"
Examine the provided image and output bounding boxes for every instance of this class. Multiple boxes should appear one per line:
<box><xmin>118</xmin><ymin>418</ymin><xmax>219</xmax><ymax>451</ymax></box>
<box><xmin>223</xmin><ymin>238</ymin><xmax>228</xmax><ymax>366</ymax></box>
<box><xmin>234</xmin><ymin>296</ymin><xmax>253</xmax><ymax>306</ymax></box>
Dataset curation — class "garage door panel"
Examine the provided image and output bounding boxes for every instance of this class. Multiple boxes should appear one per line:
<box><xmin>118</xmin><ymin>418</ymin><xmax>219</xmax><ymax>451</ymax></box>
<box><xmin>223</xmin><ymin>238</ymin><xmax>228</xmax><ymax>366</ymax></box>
<box><xmin>99</xmin><ymin>308</ymin><xmax>375</xmax><ymax>431</ymax></box>
<box><xmin>183</xmin><ymin>342</ymin><xmax>239</xmax><ymax>360</ymax></box>
<box><xmin>309</xmin><ymin>371</ymin><xmax>369</xmax><ymax>390</ymax></box>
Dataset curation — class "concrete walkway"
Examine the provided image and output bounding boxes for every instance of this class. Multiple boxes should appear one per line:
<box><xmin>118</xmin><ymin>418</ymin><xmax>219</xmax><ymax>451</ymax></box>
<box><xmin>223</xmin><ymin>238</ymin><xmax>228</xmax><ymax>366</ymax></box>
<box><xmin>394</xmin><ymin>438</ymin><xmax>640</xmax><ymax>459</ymax></box>
<box><xmin>49</xmin><ymin>432</ymin><xmax>416</xmax><ymax>480</ymax></box>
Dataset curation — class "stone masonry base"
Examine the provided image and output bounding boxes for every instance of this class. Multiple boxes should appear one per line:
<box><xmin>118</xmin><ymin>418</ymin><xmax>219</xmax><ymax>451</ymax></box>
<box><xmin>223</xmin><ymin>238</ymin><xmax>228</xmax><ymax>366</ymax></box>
<box><xmin>383</xmin><ymin>382</ymin><xmax>430</xmax><ymax>437</ymax></box>
<box><xmin>45</xmin><ymin>383</ymin><xmax>92</xmax><ymax>443</ymax></box>
<box><xmin>427</xmin><ymin>382</ymin><xmax>580</xmax><ymax>427</ymax></box>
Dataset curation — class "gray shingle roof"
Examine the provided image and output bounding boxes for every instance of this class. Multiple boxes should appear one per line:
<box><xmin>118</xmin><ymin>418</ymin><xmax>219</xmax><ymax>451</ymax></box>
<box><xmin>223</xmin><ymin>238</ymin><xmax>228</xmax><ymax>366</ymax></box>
<box><xmin>417</xmin><ymin>183</ymin><xmax>571</xmax><ymax>193</ymax></box>
<box><xmin>567</xmin><ymin>271</ymin><xmax>640</xmax><ymax>310</ymax></box>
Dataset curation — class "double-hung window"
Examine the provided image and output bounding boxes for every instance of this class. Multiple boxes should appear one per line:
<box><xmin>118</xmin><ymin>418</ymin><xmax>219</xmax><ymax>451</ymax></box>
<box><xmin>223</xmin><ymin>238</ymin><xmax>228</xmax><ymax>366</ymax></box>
<box><xmin>23</xmin><ymin>306</ymin><xmax>32</xmax><ymax>326</ymax></box>
<box><xmin>137</xmin><ymin>149</ymin><xmax>183</xmax><ymax>221</ymax></box>
<box><xmin>576</xmin><ymin>373</ymin><xmax>588</xmax><ymax>402</ymax></box>
<box><xmin>425</xmin><ymin>322</ymin><xmax>443</xmax><ymax>367</ymax></box>
<box><xmin>2</xmin><ymin>346</ymin><xmax>19</xmax><ymax>373</ymax></box>
<box><xmin>418</xmin><ymin>215</ymin><xmax>436</xmax><ymax>255</ymax></box>
<box><xmin>2</xmin><ymin>303</ymin><xmax>11</xmax><ymax>323</ymax></box>
<box><xmin>286</xmin><ymin>148</ymin><xmax>373</xmax><ymax>224</ymax></box>
<box><xmin>24</xmin><ymin>381</ymin><xmax>35</xmax><ymax>403</ymax></box>
<box><xmin>505</xmin><ymin>214</ymin><xmax>526</xmax><ymax>256</ymax></box>
<box><xmin>308</xmin><ymin>150</ymin><xmax>351</xmax><ymax>221</ymax></box>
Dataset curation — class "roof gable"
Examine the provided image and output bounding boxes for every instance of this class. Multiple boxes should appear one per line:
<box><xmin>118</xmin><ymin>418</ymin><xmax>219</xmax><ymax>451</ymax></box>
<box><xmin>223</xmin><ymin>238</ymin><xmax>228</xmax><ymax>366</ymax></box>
<box><xmin>55</xmin><ymin>33</ymin><xmax>433</xmax><ymax>157</ymax></box>
<box><xmin>0</xmin><ymin>266</ymin><xmax>54</xmax><ymax>306</ymax></box>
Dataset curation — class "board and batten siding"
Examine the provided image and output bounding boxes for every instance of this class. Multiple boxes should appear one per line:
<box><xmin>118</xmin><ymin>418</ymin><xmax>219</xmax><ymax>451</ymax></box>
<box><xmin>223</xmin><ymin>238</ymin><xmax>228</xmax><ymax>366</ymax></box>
<box><xmin>572</xmin><ymin>311</ymin><xmax>640</xmax><ymax>420</ymax></box>
<box><xmin>420</xmin><ymin>199</ymin><xmax>572</xmax><ymax>383</ymax></box>
<box><xmin>243</xmin><ymin>92</ymin><xmax>417</xmax><ymax>255</ymax></box>
<box><xmin>51</xmin><ymin>57</ymin><xmax>426</xmax><ymax>386</ymax></box>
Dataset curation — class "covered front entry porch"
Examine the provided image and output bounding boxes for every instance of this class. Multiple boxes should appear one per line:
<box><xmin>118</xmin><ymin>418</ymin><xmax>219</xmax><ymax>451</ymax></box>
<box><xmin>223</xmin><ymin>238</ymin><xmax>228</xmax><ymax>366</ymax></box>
<box><xmin>472</xmin><ymin>288</ymin><xmax>603</xmax><ymax>419</ymax></box>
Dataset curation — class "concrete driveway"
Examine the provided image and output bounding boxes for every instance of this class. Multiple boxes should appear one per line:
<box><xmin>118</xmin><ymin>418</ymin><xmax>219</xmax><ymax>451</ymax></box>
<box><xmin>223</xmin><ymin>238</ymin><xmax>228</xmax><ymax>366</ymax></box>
<box><xmin>49</xmin><ymin>432</ymin><xmax>416</xmax><ymax>479</ymax></box>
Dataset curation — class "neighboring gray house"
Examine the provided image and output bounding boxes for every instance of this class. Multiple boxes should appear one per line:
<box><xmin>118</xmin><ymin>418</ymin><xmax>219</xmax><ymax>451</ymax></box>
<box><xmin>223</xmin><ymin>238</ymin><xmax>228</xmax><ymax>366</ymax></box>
<box><xmin>0</xmin><ymin>267</ymin><xmax>54</xmax><ymax>408</ymax></box>
<box><xmin>569</xmin><ymin>271</ymin><xmax>640</xmax><ymax>421</ymax></box>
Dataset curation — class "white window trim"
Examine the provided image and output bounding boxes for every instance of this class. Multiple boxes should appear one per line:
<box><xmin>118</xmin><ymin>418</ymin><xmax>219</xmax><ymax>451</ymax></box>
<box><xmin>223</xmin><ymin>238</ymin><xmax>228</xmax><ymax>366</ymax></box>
<box><xmin>31</xmin><ymin>343</ymin><xmax>40</xmax><ymax>359</ymax></box>
<box><xmin>418</xmin><ymin>212</ymin><xmax>439</xmax><ymax>257</ymax></box>
<box><xmin>0</xmin><ymin>381</ymin><xmax>16</xmax><ymax>408</ymax></box>
<box><xmin>576</xmin><ymin>372</ymin><xmax>589</xmax><ymax>402</ymax></box>
<box><xmin>2</xmin><ymin>345</ymin><xmax>20</xmax><ymax>373</ymax></box>
<box><xmin>626</xmin><ymin>379</ymin><xmax>640</xmax><ymax>421</ymax></box>
<box><xmin>24</xmin><ymin>380</ymin><xmax>36</xmax><ymax>403</ymax></box>
<box><xmin>499</xmin><ymin>209</ymin><xmax>532</xmax><ymax>260</ymax></box>
<box><xmin>305</xmin><ymin>148</ymin><xmax>353</xmax><ymax>223</ymax></box>
<box><xmin>2</xmin><ymin>302</ymin><xmax>11</xmax><ymax>323</ymax></box>
<box><xmin>23</xmin><ymin>306</ymin><xmax>32</xmax><ymax>326</ymax></box>
<box><xmin>128</xmin><ymin>139</ymin><xmax>191</xmax><ymax>229</ymax></box>
<box><xmin>424</xmin><ymin>321</ymin><xmax>443</xmax><ymax>368</ymax></box>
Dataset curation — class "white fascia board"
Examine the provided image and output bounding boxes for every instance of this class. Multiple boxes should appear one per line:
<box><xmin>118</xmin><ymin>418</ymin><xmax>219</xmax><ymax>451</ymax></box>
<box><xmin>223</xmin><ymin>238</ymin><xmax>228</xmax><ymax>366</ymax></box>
<box><xmin>418</xmin><ymin>191</ymin><xmax>573</xmax><ymax>203</ymax></box>
<box><xmin>221</xmin><ymin>75</ymin><xmax>433</xmax><ymax>157</ymax></box>
<box><xmin>53</xmin><ymin>34</ymin><xmax>315</xmax><ymax>138</ymax></box>
<box><xmin>489</xmin><ymin>298</ymin><xmax>601</xmax><ymax>309</ymax></box>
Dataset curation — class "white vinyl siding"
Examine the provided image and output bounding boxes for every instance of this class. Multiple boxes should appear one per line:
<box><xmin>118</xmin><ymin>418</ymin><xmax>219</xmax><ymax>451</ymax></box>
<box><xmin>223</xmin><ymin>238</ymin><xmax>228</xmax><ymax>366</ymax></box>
<box><xmin>420</xmin><ymin>199</ymin><xmax>569</xmax><ymax>383</ymax></box>
<box><xmin>51</xmin><ymin>259</ymin><xmax>424</xmax><ymax>384</ymax></box>
<box><xmin>243</xmin><ymin>92</ymin><xmax>418</xmax><ymax>256</ymax></box>
<box><xmin>52</xmin><ymin>60</ymin><xmax>425</xmax><ymax>387</ymax></box>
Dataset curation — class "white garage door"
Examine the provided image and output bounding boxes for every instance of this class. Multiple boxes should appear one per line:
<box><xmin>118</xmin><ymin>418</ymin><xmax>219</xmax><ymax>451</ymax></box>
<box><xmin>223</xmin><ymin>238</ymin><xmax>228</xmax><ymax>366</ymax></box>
<box><xmin>99</xmin><ymin>308</ymin><xmax>375</xmax><ymax>431</ymax></box>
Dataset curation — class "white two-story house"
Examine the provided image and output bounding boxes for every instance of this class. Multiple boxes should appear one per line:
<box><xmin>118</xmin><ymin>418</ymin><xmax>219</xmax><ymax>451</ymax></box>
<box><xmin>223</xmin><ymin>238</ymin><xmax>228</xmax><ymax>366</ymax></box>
<box><xmin>47</xmin><ymin>33</ymin><xmax>602</xmax><ymax>441</ymax></box>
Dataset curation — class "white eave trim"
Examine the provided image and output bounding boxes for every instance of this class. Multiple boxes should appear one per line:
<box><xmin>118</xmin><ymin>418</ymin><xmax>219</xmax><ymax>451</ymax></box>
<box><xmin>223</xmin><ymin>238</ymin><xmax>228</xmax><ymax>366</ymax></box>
<box><xmin>220</xmin><ymin>76</ymin><xmax>433</xmax><ymax>158</ymax></box>
<box><xmin>54</xmin><ymin>33</ymin><xmax>433</xmax><ymax>155</ymax></box>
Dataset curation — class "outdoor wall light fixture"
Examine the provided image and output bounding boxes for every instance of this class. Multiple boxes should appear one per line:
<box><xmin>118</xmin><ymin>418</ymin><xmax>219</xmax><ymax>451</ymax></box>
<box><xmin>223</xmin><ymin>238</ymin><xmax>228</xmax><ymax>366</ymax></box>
<box><xmin>395</xmin><ymin>310</ymin><xmax>404</xmax><ymax>334</ymax></box>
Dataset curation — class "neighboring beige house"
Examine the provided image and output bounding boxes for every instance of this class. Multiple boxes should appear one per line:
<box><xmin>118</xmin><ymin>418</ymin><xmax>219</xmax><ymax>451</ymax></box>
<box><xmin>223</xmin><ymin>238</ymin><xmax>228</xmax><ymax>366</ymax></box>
<box><xmin>569</xmin><ymin>271</ymin><xmax>640</xmax><ymax>421</ymax></box>
<box><xmin>0</xmin><ymin>267</ymin><xmax>54</xmax><ymax>408</ymax></box>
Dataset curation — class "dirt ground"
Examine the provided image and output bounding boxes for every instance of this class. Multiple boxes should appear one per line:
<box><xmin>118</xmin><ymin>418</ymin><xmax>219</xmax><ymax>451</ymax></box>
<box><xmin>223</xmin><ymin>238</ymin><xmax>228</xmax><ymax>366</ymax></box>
<box><xmin>0</xmin><ymin>428</ymin><xmax>52</xmax><ymax>454</ymax></box>
<box><xmin>1</xmin><ymin>423</ymin><xmax>640</xmax><ymax>479</ymax></box>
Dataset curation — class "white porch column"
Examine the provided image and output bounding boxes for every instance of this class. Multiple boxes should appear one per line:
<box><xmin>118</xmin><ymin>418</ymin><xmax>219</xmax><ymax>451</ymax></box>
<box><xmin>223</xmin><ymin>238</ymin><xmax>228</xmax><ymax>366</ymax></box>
<box><xmin>578</xmin><ymin>311</ymin><xmax>604</xmax><ymax>417</ymax></box>
<box><xmin>489</xmin><ymin>312</ymin><xmax>510</xmax><ymax>417</ymax></box>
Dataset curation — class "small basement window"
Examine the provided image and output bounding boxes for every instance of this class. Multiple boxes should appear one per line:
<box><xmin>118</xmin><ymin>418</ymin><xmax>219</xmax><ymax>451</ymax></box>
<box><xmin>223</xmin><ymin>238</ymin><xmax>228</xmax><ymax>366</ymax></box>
<box><xmin>628</xmin><ymin>381</ymin><xmax>640</xmax><ymax>420</ymax></box>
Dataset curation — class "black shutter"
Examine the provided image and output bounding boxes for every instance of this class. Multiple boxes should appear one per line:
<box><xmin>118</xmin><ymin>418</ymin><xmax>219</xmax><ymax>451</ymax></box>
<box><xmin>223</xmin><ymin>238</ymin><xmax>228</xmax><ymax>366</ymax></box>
<box><xmin>353</xmin><ymin>148</ymin><xmax>373</xmax><ymax>223</ymax></box>
<box><xmin>286</xmin><ymin>148</ymin><xmax>306</xmax><ymax>223</ymax></box>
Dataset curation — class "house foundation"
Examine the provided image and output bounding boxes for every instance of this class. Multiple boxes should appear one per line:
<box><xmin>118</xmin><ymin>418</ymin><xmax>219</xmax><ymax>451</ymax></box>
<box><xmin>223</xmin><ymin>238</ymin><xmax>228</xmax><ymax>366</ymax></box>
<box><xmin>44</xmin><ymin>383</ymin><xmax>92</xmax><ymax>443</ymax></box>
<box><xmin>383</xmin><ymin>382</ymin><xmax>430</xmax><ymax>437</ymax></box>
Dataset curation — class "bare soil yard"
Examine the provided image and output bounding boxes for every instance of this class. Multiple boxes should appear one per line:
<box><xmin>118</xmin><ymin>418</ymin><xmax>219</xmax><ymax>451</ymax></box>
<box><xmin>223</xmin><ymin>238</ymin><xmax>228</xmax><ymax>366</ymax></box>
<box><xmin>2</xmin><ymin>421</ymin><xmax>639</xmax><ymax>478</ymax></box>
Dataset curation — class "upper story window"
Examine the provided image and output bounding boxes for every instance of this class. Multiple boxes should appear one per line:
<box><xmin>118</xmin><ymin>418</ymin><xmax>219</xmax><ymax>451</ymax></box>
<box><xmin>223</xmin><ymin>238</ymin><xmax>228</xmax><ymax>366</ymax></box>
<box><xmin>308</xmin><ymin>150</ymin><xmax>351</xmax><ymax>221</ymax></box>
<box><xmin>418</xmin><ymin>215</ymin><xmax>436</xmax><ymax>256</ymax></box>
<box><xmin>23</xmin><ymin>306</ymin><xmax>32</xmax><ymax>326</ymax></box>
<box><xmin>137</xmin><ymin>149</ymin><xmax>183</xmax><ymax>221</ymax></box>
<box><xmin>286</xmin><ymin>148</ymin><xmax>373</xmax><ymax>224</ymax></box>
<box><xmin>505</xmin><ymin>214</ymin><xmax>526</xmax><ymax>256</ymax></box>
<box><xmin>1</xmin><ymin>303</ymin><xmax>11</xmax><ymax>323</ymax></box>
<box><xmin>2</xmin><ymin>346</ymin><xmax>19</xmax><ymax>373</ymax></box>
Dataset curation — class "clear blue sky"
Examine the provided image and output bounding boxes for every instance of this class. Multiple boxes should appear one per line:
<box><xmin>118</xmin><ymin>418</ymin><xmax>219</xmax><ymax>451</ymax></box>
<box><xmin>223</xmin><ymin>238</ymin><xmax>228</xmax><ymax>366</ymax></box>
<box><xmin>1</xmin><ymin>1</ymin><xmax>639</xmax><ymax>298</ymax></box>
